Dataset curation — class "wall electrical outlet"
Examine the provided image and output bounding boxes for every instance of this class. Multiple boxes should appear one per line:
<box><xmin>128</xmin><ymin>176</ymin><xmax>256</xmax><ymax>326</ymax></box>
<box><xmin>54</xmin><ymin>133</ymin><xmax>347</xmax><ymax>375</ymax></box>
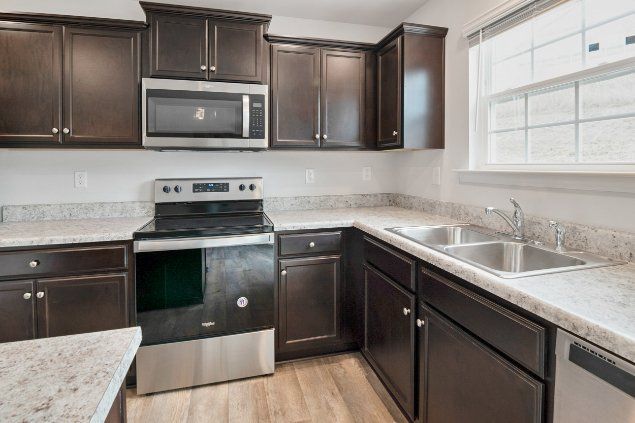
<box><xmin>305</xmin><ymin>168</ymin><xmax>315</xmax><ymax>184</ymax></box>
<box><xmin>432</xmin><ymin>167</ymin><xmax>441</xmax><ymax>186</ymax></box>
<box><xmin>362</xmin><ymin>166</ymin><xmax>372</xmax><ymax>181</ymax></box>
<box><xmin>74</xmin><ymin>171</ymin><xmax>88</xmax><ymax>188</ymax></box>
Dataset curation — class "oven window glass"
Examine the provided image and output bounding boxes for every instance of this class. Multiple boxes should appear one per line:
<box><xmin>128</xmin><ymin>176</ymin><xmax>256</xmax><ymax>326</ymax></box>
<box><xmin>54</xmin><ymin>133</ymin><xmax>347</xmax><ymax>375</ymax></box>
<box><xmin>136</xmin><ymin>245</ymin><xmax>274</xmax><ymax>346</ymax></box>
<box><xmin>146</xmin><ymin>89</ymin><xmax>245</xmax><ymax>138</ymax></box>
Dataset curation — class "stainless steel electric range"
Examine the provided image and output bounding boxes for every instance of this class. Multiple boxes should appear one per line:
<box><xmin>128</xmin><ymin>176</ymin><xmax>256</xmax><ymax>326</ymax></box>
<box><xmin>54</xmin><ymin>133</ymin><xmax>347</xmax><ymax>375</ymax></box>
<box><xmin>133</xmin><ymin>177</ymin><xmax>274</xmax><ymax>395</ymax></box>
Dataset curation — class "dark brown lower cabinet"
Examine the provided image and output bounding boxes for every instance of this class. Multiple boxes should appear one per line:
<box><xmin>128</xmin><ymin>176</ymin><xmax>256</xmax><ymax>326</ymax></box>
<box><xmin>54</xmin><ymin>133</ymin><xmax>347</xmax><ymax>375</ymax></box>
<box><xmin>364</xmin><ymin>265</ymin><xmax>416</xmax><ymax>420</ymax></box>
<box><xmin>105</xmin><ymin>383</ymin><xmax>127</xmax><ymax>423</ymax></box>
<box><xmin>278</xmin><ymin>256</ymin><xmax>341</xmax><ymax>353</ymax></box>
<box><xmin>420</xmin><ymin>305</ymin><xmax>544</xmax><ymax>423</ymax></box>
<box><xmin>36</xmin><ymin>273</ymin><xmax>129</xmax><ymax>338</ymax></box>
<box><xmin>0</xmin><ymin>280</ymin><xmax>36</xmax><ymax>342</ymax></box>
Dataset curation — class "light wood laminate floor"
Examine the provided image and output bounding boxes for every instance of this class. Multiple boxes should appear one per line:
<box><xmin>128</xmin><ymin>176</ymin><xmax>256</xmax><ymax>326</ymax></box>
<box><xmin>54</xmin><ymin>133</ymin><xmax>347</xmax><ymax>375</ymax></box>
<box><xmin>127</xmin><ymin>352</ymin><xmax>407</xmax><ymax>423</ymax></box>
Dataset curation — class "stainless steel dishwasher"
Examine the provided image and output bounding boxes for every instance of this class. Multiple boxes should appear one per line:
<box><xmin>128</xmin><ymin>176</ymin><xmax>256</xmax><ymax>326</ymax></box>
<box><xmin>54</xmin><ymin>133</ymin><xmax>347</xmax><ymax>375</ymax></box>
<box><xmin>553</xmin><ymin>329</ymin><xmax>635</xmax><ymax>423</ymax></box>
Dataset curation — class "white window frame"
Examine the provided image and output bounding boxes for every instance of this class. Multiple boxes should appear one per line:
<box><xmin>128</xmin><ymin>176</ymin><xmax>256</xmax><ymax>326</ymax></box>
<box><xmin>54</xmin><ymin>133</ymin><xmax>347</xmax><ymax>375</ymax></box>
<box><xmin>471</xmin><ymin>1</ymin><xmax>635</xmax><ymax>172</ymax></box>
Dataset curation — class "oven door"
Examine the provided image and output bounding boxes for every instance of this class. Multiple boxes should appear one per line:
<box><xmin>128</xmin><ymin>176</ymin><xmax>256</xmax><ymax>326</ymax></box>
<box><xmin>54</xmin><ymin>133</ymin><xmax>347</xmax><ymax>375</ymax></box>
<box><xmin>142</xmin><ymin>79</ymin><xmax>268</xmax><ymax>150</ymax></box>
<box><xmin>135</xmin><ymin>233</ymin><xmax>274</xmax><ymax>346</ymax></box>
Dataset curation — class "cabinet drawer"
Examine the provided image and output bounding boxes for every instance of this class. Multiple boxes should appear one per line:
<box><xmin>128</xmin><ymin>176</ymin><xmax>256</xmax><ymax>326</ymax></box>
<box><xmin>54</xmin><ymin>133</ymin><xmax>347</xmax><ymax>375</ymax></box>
<box><xmin>0</xmin><ymin>244</ymin><xmax>128</xmax><ymax>280</ymax></box>
<box><xmin>278</xmin><ymin>231</ymin><xmax>341</xmax><ymax>256</ymax></box>
<box><xmin>420</xmin><ymin>268</ymin><xmax>546</xmax><ymax>377</ymax></box>
<box><xmin>363</xmin><ymin>237</ymin><xmax>415</xmax><ymax>291</ymax></box>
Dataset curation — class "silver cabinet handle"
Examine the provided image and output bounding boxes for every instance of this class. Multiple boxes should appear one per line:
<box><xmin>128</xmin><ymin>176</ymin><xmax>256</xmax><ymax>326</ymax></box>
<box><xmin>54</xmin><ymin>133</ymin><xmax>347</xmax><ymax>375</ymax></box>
<box><xmin>36</xmin><ymin>291</ymin><xmax>44</xmax><ymax>299</ymax></box>
<box><xmin>392</xmin><ymin>130</ymin><xmax>398</xmax><ymax>136</ymax></box>
<box><xmin>210</xmin><ymin>65</ymin><xmax>216</xmax><ymax>72</ymax></box>
<box><xmin>403</xmin><ymin>307</ymin><xmax>411</xmax><ymax>316</ymax></box>
<box><xmin>281</xmin><ymin>270</ymin><xmax>287</xmax><ymax>276</ymax></box>
<box><xmin>322</xmin><ymin>134</ymin><xmax>328</xmax><ymax>140</ymax></box>
<box><xmin>23</xmin><ymin>292</ymin><xmax>32</xmax><ymax>300</ymax></box>
<box><xmin>308</xmin><ymin>242</ymin><xmax>316</xmax><ymax>248</ymax></box>
<box><xmin>416</xmin><ymin>318</ymin><xmax>424</xmax><ymax>327</ymax></box>
<box><xmin>29</xmin><ymin>260</ymin><xmax>39</xmax><ymax>268</ymax></box>
<box><xmin>51</xmin><ymin>128</ymin><xmax>59</xmax><ymax>134</ymax></box>
<box><xmin>315</xmin><ymin>134</ymin><xmax>319</xmax><ymax>139</ymax></box>
<box><xmin>200</xmin><ymin>65</ymin><xmax>207</xmax><ymax>71</ymax></box>
<box><xmin>63</xmin><ymin>128</ymin><xmax>70</xmax><ymax>134</ymax></box>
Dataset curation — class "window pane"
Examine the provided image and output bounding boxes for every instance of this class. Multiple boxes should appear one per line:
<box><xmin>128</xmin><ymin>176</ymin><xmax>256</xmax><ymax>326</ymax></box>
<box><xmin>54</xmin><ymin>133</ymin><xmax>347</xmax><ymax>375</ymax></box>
<box><xmin>533</xmin><ymin>0</ymin><xmax>582</xmax><ymax>46</ymax></box>
<box><xmin>585</xmin><ymin>14</ymin><xmax>635</xmax><ymax>67</ymax></box>
<box><xmin>580</xmin><ymin>71</ymin><xmax>635</xmax><ymax>119</ymax></box>
<box><xmin>490</xmin><ymin>131</ymin><xmax>526</xmax><ymax>163</ymax></box>
<box><xmin>584</xmin><ymin>0</ymin><xmax>635</xmax><ymax>27</ymax></box>
<box><xmin>528</xmin><ymin>84</ymin><xmax>575</xmax><ymax>125</ymax></box>
<box><xmin>491</xmin><ymin>21</ymin><xmax>533</xmax><ymax>62</ymax></box>
<box><xmin>580</xmin><ymin>117</ymin><xmax>635</xmax><ymax>162</ymax></box>
<box><xmin>529</xmin><ymin>125</ymin><xmax>576</xmax><ymax>163</ymax></box>
<box><xmin>492</xmin><ymin>53</ymin><xmax>532</xmax><ymax>93</ymax></box>
<box><xmin>491</xmin><ymin>96</ymin><xmax>525</xmax><ymax>130</ymax></box>
<box><xmin>534</xmin><ymin>34</ymin><xmax>583</xmax><ymax>81</ymax></box>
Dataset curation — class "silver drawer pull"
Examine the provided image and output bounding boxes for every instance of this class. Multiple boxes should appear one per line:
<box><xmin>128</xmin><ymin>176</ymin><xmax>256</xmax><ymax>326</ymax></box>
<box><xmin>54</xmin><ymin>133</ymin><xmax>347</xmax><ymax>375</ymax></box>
<box><xmin>392</xmin><ymin>130</ymin><xmax>398</xmax><ymax>136</ymax></box>
<box><xmin>201</xmin><ymin>321</ymin><xmax>215</xmax><ymax>327</ymax></box>
<box><xmin>36</xmin><ymin>291</ymin><xmax>44</xmax><ymax>299</ymax></box>
<box><xmin>200</xmin><ymin>65</ymin><xmax>207</xmax><ymax>71</ymax></box>
<box><xmin>281</xmin><ymin>270</ymin><xmax>287</xmax><ymax>276</ymax></box>
<box><xmin>308</xmin><ymin>242</ymin><xmax>316</xmax><ymax>248</ymax></box>
<box><xmin>416</xmin><ymin>318</ymin><xmax>424</xmax><ymax>327</ymax></box>
<box><xmin>29</xmin><ymin>260</ymin><xmax>39</xmax><ymax>268</ymax></box>
<box><xmin>23</xmin><ymin>292</ymin><xmax>32</xmax><ymax>300</ymax></box>
<box><xmin>403</xmin><ymin>307</ymin><xmax>411</xmax><ymax>316</ymax></box>
<box><xmin>51</xmin><ymin>128</ymin><xmax>59</xmax><ymax>134</ymax></box>
<box><xmin>210</xmin><ymin>65</ymin><xmax>216</xmax><ymax>72</ymax></box>
<box><xmin>62</xmin><ymin>128</ymin><xmax>70</xmax><ymax>134</ymax></box>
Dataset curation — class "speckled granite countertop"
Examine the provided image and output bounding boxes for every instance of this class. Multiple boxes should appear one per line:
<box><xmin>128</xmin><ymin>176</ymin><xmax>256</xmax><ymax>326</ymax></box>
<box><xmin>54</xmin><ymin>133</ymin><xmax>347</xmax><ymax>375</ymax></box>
<box><xmin>268</xmin><ymin>206</ymin><xmax>635</xmax><ymax>363</ymax></box>
<box><xmin>0</xmin><ymin>217</ymin><xmax>152</xmax><ymax>248</ymax></box>
<box><xmin>0</xmin><ymin>327</ymin><xmax>141</xmax><ymax>423</ymax></box>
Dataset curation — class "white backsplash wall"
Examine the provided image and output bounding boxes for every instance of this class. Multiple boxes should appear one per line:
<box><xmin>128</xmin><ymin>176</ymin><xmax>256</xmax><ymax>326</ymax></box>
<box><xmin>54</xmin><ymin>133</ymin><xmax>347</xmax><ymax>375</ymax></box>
<box><xmin>401</xmin><ymin>0</ymin><xmax>635</xmax><ymax>233</ymax></box>
<box><xmin>0</xmin><ymin>150</ymin><xmax>400</xmax><ymax>205</ymax></box>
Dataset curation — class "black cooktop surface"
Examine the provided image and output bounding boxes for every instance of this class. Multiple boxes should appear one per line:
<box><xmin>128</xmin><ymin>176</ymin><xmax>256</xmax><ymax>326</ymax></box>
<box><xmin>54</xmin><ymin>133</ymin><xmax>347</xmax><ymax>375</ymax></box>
<box><xmin>135</xmin><ymin>212</ymin><xmax>274</xmax><ymax>240</ymax></box>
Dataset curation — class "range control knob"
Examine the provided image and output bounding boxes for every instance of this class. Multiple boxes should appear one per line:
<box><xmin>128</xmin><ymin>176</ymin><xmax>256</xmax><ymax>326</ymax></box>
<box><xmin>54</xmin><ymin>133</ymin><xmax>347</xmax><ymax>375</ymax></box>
<box><xmin>249</xmin><ymin>184</ymin><xmax>256</xmax><ymax>191</ymax></box>
<box><xmin>162</xmin><ymin>185</ymin><xmax>171</xmax><ymax>194</ymax></box>
<box><xmin>239</xmin><ymin>184</ymin><xmax>246</xmax><ymax>191</ymax></box>
<box><xmin>174</xmin><ymin>185</ymin><xmax>182</xmax><ymax>193</ymax></box>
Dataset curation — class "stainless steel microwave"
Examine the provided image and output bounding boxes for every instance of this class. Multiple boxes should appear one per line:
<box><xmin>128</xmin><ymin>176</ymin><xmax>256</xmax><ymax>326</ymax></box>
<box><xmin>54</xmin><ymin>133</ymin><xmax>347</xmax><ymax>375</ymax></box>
<box><xmin>142</xmin><ymin>78</ymin><xmax>268</xmax><ymax>150</ymax></box>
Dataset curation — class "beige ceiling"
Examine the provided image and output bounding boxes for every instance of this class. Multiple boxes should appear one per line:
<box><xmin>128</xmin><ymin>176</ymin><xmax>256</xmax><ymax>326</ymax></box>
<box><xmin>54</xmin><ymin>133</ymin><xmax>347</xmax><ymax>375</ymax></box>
<box><xmin>144</xmin><ymin>0</ymin><xmax>429</xmax><ymax>27</ymax></box>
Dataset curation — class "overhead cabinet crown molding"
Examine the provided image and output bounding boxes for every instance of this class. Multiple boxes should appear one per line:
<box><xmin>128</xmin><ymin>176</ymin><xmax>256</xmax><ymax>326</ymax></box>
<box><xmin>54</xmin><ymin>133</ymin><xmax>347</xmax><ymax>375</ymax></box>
<box><xmin>139</xmin><ymin>1</ymin><xmax>271</xmax><ymax>24</ymax></box>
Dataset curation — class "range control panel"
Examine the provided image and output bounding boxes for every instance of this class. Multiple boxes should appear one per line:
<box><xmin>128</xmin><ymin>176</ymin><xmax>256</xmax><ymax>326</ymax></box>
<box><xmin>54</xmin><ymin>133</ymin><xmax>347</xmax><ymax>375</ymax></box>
<box><xmin>155</xmin><ymin>178</ymin><xmax>263</xmax><ymax>203</ymax></box>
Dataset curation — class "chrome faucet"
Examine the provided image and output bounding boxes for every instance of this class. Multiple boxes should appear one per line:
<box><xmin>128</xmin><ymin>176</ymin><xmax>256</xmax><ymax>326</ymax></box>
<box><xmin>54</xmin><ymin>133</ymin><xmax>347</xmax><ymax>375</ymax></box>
<box><xmin>549</xmin><ymin>220</ymin><xmax>566</xmax><ymax>251</ymax></box>
<box><xmin>485</xmin><ymin>198</ymin><xmax>525</xmax><ymax>240</ymax></box>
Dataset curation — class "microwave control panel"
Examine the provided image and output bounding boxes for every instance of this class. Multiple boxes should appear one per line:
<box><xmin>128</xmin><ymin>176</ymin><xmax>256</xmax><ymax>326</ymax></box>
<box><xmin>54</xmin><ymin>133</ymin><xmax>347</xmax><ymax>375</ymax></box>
<box><xmin>249</xmin><ymin>95</ymin><xmax>266</xmax><ymax>139</ymax></box>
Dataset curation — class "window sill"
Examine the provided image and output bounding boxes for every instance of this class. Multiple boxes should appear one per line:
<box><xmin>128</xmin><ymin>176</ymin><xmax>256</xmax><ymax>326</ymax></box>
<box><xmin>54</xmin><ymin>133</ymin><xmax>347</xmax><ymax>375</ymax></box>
<box><xmin>455</xmin><ymin>169</ymin><xmax>635</xmax><ymax>195</ymax></box>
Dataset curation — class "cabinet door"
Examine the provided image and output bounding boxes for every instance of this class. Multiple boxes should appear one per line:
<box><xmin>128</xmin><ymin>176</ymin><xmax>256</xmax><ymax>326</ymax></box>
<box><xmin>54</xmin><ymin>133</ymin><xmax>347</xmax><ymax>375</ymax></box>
<box><xmin>209</xmin><ymin>21</ymin><xmax>263</xmax><ymax>82</ymax></box>
<box><xmin>271</xmin><ymin>45</ymin><xmax>320</xmax><ymax>147</ymax></box>
<box><xmin>63</xmin><ymin>27</ymin><xmax>140</xmax><ymax>145</ymax></box>
<box><xmin>364</xmin><ymin>265</ymin><xmax>415</xmax><ymax>420</ymax></box>
<box><xmin>377</xmin><ymin>37</ymin><xmax>402</xmax><ymax>148</ymax></box>
<box><xmin>0</xmin><ymin>280</ymin><xmax>36</xmax><ymax>342</ymax></box>
<box><xmin>150</xmin><ymin>13</ymin><xmax>207</xmax><ymax>79</ymax></box>
<box><xmin>36</xmin><ymin>274</ymin><xmax>128</xmax><ymax>338</ymax></box>
<box><xmin>421</xmin><ymin>306</ymin><xmax>544</xmax><ymax>423</ymax></box>
<box><xmin>0</xmin><ymin>23</ymin><xmax>62</xmax><ymax>145</ymax></box>
<box><xmin>278</xmin><ymin>256</ymin><xmax>341</xmax><ymax>352</ymax></box>
<box><xmin>321</xmin><ymin>50</ymin><xmax>365</xmax><ymax>148</ymax></box>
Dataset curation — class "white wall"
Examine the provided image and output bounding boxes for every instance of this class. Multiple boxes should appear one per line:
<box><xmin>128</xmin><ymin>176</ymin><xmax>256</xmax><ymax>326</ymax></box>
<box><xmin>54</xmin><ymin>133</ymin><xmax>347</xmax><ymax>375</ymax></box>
<box><xmin>400</xmin><ymin>0</ymin><xmax>635</xmax><ymax>232</ymax></box>
<box><xmin>0</xmin><ymin>1</ymin><xmax>395</xmax><ymax>206</ymax></box>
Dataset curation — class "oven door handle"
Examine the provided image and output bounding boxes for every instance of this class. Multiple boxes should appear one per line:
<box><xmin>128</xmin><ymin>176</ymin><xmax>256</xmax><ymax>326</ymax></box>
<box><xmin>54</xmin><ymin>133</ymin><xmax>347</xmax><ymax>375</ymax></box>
<box><xmin>134</xmin><ymin>233</ymin><xmax>274</xmax><ymax>253</ymax></box>
<box><xmin>242</xmin><ymin>95</ymin><xmax>250</xmax><ymax>138</ymax></box>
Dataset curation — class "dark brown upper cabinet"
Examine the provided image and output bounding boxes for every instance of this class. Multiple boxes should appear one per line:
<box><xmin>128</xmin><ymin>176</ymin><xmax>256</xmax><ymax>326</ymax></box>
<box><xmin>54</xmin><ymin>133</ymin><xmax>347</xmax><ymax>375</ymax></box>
<box><xmin>270</xmin><ymin>44</ymin><xmax>321</xmax><ymax>148</ymax></box>
<box><xmin>141</xmin><ymin>2</ymin><xmax>270</xmax><ymax>84</ymax></box>
<box><xmin>0</xmin><ymin>22</ymin><xmax>62</xmax><ymax>146</ymax></box>
<box><xmin>375</xmin><ymin>23</ymin><xmax>448</xmax><ymax>150</ymax></box>
<box><xmin>149</xmin><ymin>13</ymin><xmax>207</xmax><ymax>79</ymax></box>
<box><xmin>0</xmin><ymin>14</ymin><xmax>144</xmax><ymax>148</ymax></box>
<box><xmin>64</xmin><ymin>27</ymin><xmax>140</xmax><ymax>145</ymax></box>
<box><xmin>268</xmin><ymin>36</ymin><xmax>374</xmax><ymax>149</ymax></box>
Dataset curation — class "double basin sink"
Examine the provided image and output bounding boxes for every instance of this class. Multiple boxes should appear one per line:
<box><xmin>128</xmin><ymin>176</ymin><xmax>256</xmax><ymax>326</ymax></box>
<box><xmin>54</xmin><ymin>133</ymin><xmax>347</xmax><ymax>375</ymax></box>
<box><xmin>386</xmin><ymin>224</ymin><xmax>620</xmax><ymax>278</ymax></box>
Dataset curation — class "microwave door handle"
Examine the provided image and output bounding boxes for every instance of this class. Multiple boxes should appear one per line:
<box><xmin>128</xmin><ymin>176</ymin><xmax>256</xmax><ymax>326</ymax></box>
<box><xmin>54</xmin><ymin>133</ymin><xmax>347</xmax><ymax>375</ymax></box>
<box><xmin>242</xmin><ymin>95</ymin><xmax>250</xmax><ymax>138</ymax></box>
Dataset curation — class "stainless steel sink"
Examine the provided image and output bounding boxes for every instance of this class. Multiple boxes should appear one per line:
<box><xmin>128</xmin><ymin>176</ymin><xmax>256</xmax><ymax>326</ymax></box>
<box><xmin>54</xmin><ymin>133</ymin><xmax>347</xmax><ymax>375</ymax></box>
<box><xmin>387</xmin><ymin>225</ymin><xmax>498</xmax><ymax>246</ymax></box>
<box><xmin>386</xmin><ymin>224</ymin><xmax>622</xmax><ymax>278</ymax></box>
<box><xmin>444</xmin><ymin>242</ymin><xmax>588</xmax><ymax>277</ymax></box>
